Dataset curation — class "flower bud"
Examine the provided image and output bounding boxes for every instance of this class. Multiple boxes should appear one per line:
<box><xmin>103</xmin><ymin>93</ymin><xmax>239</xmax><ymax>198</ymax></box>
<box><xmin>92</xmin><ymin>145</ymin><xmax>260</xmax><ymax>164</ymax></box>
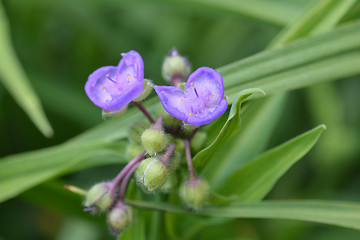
<box><xmin>133</xmin><ymin>79</ymin><xmax>153</xmax><ymax>102</ymax></box>
<box><xmin>190</xmin><ymin>132</ymin><xmax>207</xmax><ymax>153</ymax></box>
<box><xmin>107</xmin><ymin>203</ymin><xmax>133</xmax><ymax>235</ymax></box>
<box><xmin>141</xmin><ymin>129</ymin><xmax>167</xmax><ymax>155</ymax></box>
<box><xmin>128</xmin><ymin>121</ymin><xmax>150</xmax><ymax>143</ymax></box>
<box><xmin>84</xmin><ymin>182</ymin><xmax>114</xmax><ymax>211</ymax></box>
<box><xmin>160</xmin><ymin>173</ymin><xmax>178</xmax><ymax>193</ymax></box>
<box><xmin>179</xmin><ymin>178</ymin><xmax>210</xmax><ymax>209</ymax></box>
<box><xmin>126</xmin><ymin>142</ymin><xmax>144</xmax><ymax>161</ymax></box>
<box><xmin>135</xmin><ymin>158</ymin><xmax>168</xmax><ymax>191</ymax></box>
<box><xmin>162</xmin><ymin>48</ymin><xmax>191</xmax><ymax>85</ymax></box>
<box><xmin>102</xmin><ymin>105</ymin><xmax>128</xmax><ymax>120</ymax></box>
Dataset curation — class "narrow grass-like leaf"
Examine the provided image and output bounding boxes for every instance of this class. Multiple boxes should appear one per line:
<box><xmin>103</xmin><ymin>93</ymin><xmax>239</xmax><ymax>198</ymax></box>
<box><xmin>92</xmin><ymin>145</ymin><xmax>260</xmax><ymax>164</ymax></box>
<box><xmin>216</xmin><ymin>125</ymin><xmax>326</xmax><ymax>200</ymax></box>
<box><xmin>269</xmin><ymin>0</ymin><xmax>358</xmax><ymax>48</ymax></box>
<box><xmin>219</xmin><ymin>21</ymin><xmax>360</xmax><ymax>90</ymax></box>
<box><xmin>192</xmin><ymin>88</ymin><xmax>265</xmax><ymax>170</ymax></box>
<box><xmin>0</xmin><ymin>141</ymin><xmax>127</xmax><ymax>203</ymax></box>
<box><xmin>202</xmin><ymin>94</ymin><xmax>286</xmax><ymax>188</ymax></box>
<box><xmin>185</xmin><ymin>0</ymin><xmax>300</xmax><ymax>26</ymax></box>
<box><xmin>0</xmin><ymin>3</ymin><xmax>53</xmax><ymax>137</ymax></box>
<box><xmin>128</xmin><ymin>200</ymin><xmax>360</xmax><ymax>230</ymax></box>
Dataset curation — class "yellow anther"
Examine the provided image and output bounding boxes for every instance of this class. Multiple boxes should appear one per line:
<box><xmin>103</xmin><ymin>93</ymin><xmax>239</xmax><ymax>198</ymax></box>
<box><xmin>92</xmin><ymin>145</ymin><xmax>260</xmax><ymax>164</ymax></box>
<box><xmin>180</xmin><ymin>98</ymin><xmax>184</xmax><ymax>102</ymax></box>
<box><xmin>106</xmin><ymin>74</ymin><xmax>110</xmax><ymax>77</ymax></box>
<box><xmin>127</xmin><ymin>76</ymin><xmax>131</xmax><ymax>81</ymax></box>
<box><xmin>190</xmin><ymin>82</ymin><xmax>194</xmax><ymax>87</ymax></box>
<box><xmin>189</xmin><ymin>113</ymin><xmax>193</xmax><ymax>116</ymax></box>
<box><xmin>106</xmin><ymin>78</ymin><xmax>110</xmax><ymax>81</ymax></box>
<box><xmin>211</xmin><ymin>93</ymin><xmax>214</xmax><ymax>98</ymax></box>
<box><xmin>100</xmin><ymin>87</ymin><xmax>105</xmax><ymax>90</ymax></box>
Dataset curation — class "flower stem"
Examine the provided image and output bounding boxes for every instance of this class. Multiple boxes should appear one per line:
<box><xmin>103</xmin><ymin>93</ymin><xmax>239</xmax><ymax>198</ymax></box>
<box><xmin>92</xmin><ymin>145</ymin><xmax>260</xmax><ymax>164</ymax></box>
<box><xmin>159</xmin><ymin>143</ymin><xmax>176</xmax><ymax>166</ymax></box>
<box><xmin>110</xmin><ymin>151</ymin><xmax>145</xmax><ymax>197</ymax></box>
<box><xmin>133</xmin><ymin>102</ymin><xmax>155</xmax><ymax>123</ymax></box>
<box><xmin>119</xmin><ymin>162</ymin><xmax>139</xmax><ymax>201</ymax></box>
<box><xmin>187</xmin><ymin>127</ymin><xmax>199</xmax><ymax>141</ymax></box>
<box><xmin>184</xmin><ymin>139</ymin><xmax>196</xmax><ymax>181</ymax></box>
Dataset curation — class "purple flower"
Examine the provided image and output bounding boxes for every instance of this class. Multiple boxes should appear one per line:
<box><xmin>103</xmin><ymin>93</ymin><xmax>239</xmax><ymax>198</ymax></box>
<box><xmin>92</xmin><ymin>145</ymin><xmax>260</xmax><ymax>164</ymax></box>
<box><xmin>154</xmin><ymin>67</ymin><xmax>228</xmax><ymax>125</ymax></box>
<box><xmin>85</xmin><ymin>50</ymin><xmax>144</xmax><ymax>111</ymax></box>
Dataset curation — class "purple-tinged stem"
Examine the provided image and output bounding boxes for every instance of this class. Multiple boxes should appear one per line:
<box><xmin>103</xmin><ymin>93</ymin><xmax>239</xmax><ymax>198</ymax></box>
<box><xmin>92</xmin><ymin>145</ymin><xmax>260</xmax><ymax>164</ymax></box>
<box><xmin>119</xmin><ymin>163</ymin><xmax>139</xmax><ymax>201</ymax></box>
<box><xmin>187</xmin><ymin>127</ymin><xmax>199</xmax><ymax>141</ymax></box>
<box><xmin>159</xmin><ymin>143</ymin><xmax>176</xmax><ymax>166</ymax></box>
<box><xmin>110</xmin><ymin>151</ymin><xmax>145</xmax><ymax>197</ymax></box>
<box><xmin>184</xmin><ymin>139</ymin><xmax>196</xmax><ymax>181</ymax></box>
<box><xmin>133</xmin><ymin>102</ymin><xmax>155</xmax><ymax>123</ymax></box>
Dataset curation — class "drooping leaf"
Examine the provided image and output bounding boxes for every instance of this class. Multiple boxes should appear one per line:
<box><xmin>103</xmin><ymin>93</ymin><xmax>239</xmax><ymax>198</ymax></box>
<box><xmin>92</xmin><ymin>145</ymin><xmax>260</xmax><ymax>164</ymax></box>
<box><xmin>0</xmin><ymin>3</ymin><xmax>53</xmax><ymax>137</ymax></box>
<box><xmin>216</xmin><ymin>125</ymin><xmax>326</xmax><ymax>201</ymax></box>
<box><xmin>192</xmin><ymin>88</ymin><xmax>265</xmax><ymax>170</ymax></box>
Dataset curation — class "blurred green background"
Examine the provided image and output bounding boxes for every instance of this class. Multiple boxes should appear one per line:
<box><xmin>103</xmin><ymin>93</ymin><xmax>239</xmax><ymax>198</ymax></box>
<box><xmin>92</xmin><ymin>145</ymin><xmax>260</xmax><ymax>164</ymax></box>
<box><xmin>0</xmin><ymin>0</ymin><xmax>359</xmax><ymax>239</ymax></box>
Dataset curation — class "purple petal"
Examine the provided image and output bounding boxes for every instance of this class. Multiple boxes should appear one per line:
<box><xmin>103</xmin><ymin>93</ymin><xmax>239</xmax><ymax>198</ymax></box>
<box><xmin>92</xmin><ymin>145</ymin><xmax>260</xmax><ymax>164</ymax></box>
<box><xmin>117</xmin><ymin>50</ymin><xmax>144</xmax><ymax>84</ymax></box>
<box><xmin>187</xmin><ymin>99</ymin><xmax>228</xmax><ymax>125</ymax></box>
<box><xmin>153</xmin><ymin>85</ymin><xmax>188</xmax><ymax>121</ymax></box>
<box><xmin>186</xmin><ymin>67</ymin><xmax>224</xmax><ymax>102</ymax></box>
<box><xmin>85</xmin><ymin>50</ymin><xmax>145</xmax><ymax>111</ymax></box>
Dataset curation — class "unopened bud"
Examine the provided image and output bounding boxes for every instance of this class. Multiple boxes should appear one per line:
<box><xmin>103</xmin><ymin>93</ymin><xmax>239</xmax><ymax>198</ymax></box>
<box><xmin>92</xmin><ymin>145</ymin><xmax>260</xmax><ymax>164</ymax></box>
<box><xmin>84</xmin><ymin>182</ymin><xmax>114</xmax><ymax>211</ymax></box>
<box><xmin>102</xmin><ymin>105</ymin><xmax>128</xmax><ymax>120</ymax></box>
<box><xmin>126</xmin><ymin>143</ymin><xmax>144</xmax><ymax>161</ymax></box>
<box><xmin>107</xmin><ymin>203</ymin><xmax>133</xmax><ymax>235</ymax></box>
<box><xmin>180</xmin><ymin>178</ymin><xmax>210</xmax><ymax>209</ymax></box>
<box><xmin>133</xmin><ymin>79</ymin><xmax>153</xmax><ymax>102</ymax></box>
<box><xmin>162</xmin><ymin>48</ymin><xmax>191</xmax><ymax>85</ymax></box>
<box><xmin>141</xmin><ymin>129</ymin><xmax>167</xmax><ymax>155</ymax></box>
<box><xmin>128</xmin><ymin>121</ymin><xmax>150</xmax><ymax>143</ymax></box>
<box><xmin>135</xmin><ymin>158</ymin><xmax>168</xmax><ymax>191</ymax></box>
<box><xmin>190</xmin><ymin>132</ymin><xmax>207</xmax><ymax>153</ymax></box>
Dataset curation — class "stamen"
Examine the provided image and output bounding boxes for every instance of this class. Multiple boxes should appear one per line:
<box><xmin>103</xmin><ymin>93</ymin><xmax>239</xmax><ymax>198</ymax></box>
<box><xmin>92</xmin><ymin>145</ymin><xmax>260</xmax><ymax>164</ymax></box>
<box><xmin>211</xmin><ymin>93</ymin><xmax>214</xmax><ymax>98</ymax></box>
<box><xmin>106</xmin><ymin>76</ymin><xmax>117</xmax><ymax>83</ymax></box>
<box><xmin>194</xmin><ymin>88</ymin><xmax>199</xmax><ymax>97</ymax></box>
<box><xmin>100</xmin><ymin>87</ymin><xmax>105</xmax><ymax>90</ymax></box>
<box><xmin>190</xmin><ymin>82</ymin><xmax>193</xmax><ymax>87</ymax></box>
<box><xmin>180</xmin><ymin>98</ymin><xmax>184</xmax><ymax>102</ymax></box>
<box><xmin>189</xmin><ymin>113</ymin><xmax>193</xmax><ymax>116</ymax></box>
<box><xmin>127</xmin><ymin>76</ymin><xmax>131</xmax><ymax>81</ymax></box>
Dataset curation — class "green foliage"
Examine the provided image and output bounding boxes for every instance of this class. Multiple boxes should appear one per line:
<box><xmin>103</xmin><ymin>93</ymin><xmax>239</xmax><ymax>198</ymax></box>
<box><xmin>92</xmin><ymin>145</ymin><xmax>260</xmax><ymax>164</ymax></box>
<box><xmin>0</xmin><ymin>0</ymin><xmax>359</xmax><ymax>239</ymax></box>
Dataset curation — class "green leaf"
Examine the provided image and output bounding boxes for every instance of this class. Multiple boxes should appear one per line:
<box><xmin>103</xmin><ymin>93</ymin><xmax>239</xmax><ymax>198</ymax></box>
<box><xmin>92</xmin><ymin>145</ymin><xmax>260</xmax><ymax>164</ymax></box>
<box><xmin>128</xmin><ymin>200</ymin><xmax>360</xmax><ymax>230</ymax></box>
<box><xmin>220</xmin><ymin>21</ymin><xmax>360</xmax><ymax>93</ymax></box>
<box><xmin>269</xmin><ymin>0</ymin><xmax>358</xmax><ymax>48</ymax></box>
<box><xmin>202</xmin><ymin>94</ymin><xmax>286</xmax><ymax>188</ymax></box>
<box><xmin>216</xmin><ymin>125</ymin><xmax>326</xmax><ymax>201</ymax></box>
<box><xmin>192</xmin><ymin>88</ymin><xmax>265</xmax><ymax>170</ymax></box>
<box><xmin>185</xmin><ymin>0</ymin><xmax>301</xmax><ymax>26</ymax></box>
<box><xmin>0</xmin><ymin>141</ymin><xmax>127</xmax><ymax>203</ymax></box>
<box><xmin>0</xmin><ymin>3</ymin><xmax>53</xmax><ymax>137</ymax></box>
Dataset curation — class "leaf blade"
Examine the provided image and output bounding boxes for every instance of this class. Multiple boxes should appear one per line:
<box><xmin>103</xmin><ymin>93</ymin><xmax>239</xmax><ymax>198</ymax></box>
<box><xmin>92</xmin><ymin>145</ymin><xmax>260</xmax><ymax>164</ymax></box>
<box><xmin>216</xmin><ymin>125</ymin><xmax>326</xmax><ymax>201</ymax></box>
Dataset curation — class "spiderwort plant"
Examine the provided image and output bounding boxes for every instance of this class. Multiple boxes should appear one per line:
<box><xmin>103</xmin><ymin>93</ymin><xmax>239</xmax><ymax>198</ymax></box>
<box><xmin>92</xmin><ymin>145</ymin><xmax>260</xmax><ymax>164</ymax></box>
<box><xmin>77</xmin><ymin>49</ymin><xmax>230</xmax><ymax>237</ymax></box>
